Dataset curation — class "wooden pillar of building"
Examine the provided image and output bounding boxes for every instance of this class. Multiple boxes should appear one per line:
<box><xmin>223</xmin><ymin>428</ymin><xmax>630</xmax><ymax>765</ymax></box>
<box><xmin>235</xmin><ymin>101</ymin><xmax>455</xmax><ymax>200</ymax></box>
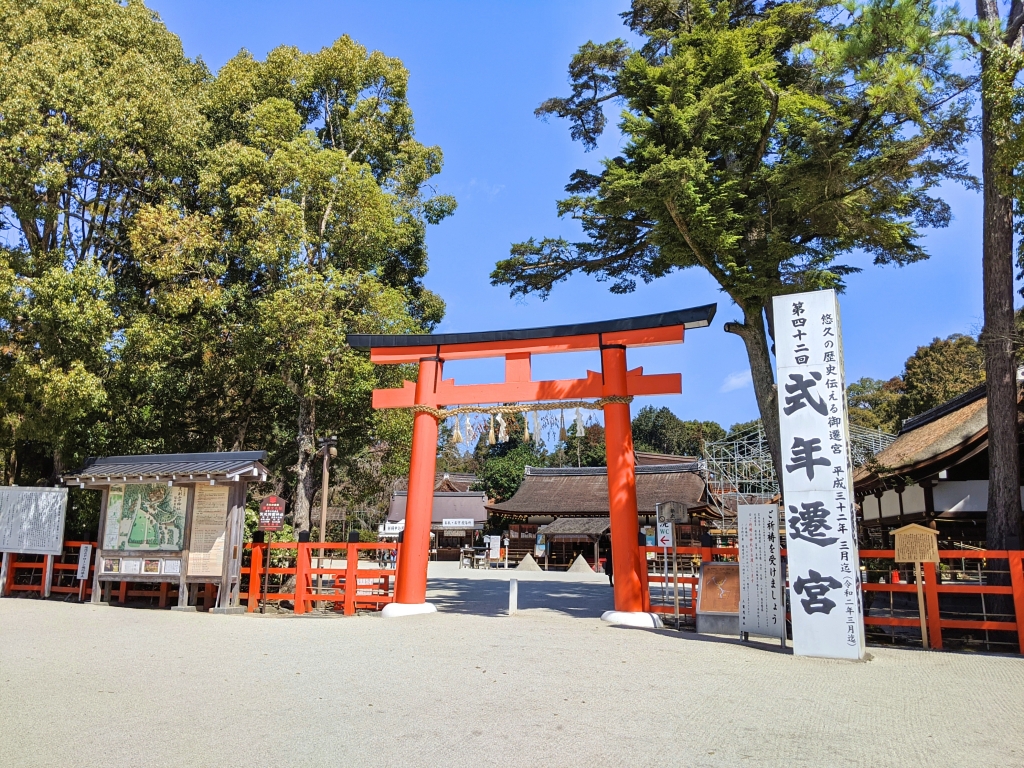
<box><xmin>394</xmin><ymin>356</ymin><xmax>441</xmax><ymax>607</ymax></box>
<box><xmin>601</xmin><ymin>343</ymin><xmax>649</xmax><ymax>613</ymax></box>
<box><xmin>874</xmin><ymin>489</ymin><xmax>889</xmax><ymax>548</ymax></box>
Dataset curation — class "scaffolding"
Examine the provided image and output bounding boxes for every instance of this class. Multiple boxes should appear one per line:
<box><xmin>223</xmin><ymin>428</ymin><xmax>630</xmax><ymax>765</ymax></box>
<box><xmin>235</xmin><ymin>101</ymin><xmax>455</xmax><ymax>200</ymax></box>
<box><xmin>702</xmin><ymin>421</ymin><xmax>896</xmax><ymax>527</ymax></box>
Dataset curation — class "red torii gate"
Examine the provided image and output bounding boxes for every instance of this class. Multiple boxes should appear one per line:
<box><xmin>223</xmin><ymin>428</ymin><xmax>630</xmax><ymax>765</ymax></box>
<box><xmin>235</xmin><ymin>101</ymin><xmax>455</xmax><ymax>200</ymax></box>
<box><xmin>347</xmin><ymin>304</ymin><xmax>715</xmax><ymax>621</ymax></box>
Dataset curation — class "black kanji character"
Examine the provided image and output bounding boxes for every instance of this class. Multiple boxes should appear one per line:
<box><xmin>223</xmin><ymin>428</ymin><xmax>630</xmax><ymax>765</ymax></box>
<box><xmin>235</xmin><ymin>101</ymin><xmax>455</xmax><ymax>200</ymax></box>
<box><xmin>787</xmin><ymin>502</ymin><xmax>839</xmax><ymax>547</ymax></box>
<box><xmin>786</xmin><ymin>437</ymin><xmax>830</xmax><ymax>480</ymax></box>
<box><xmin>783</xmin><ymin>372</ymin><xmax>828</xmax><ymax>416</ymax></box>
<box><xmin>793</xmin><ymin>570</ymin><xmax>842</xmax><ymax>614</ymax></box>
<box><xmin>792</xmin><ymin>302</ymin><xmax>805</xmax><ymax>316</ymax></box>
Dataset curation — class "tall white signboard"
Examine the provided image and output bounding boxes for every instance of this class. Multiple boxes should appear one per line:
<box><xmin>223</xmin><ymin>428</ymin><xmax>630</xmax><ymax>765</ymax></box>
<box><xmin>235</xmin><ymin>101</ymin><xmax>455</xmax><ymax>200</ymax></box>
<box><xmin>772</xmin><ymin>289</ymin><xmax>865</xmax><ymax>659</ymax></box>
<box><xmin>738</xmin><ymin>504</ymin><xmax>785</xmax><ymax>640</ymax></box>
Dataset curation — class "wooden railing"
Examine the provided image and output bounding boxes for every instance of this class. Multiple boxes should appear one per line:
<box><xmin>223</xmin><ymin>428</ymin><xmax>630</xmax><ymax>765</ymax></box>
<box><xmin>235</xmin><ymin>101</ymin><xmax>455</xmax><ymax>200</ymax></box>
<box><xmin>1</xmin><ymin>541</ymin><xmax>96</xmax><ymax>601</ymax></box>
<box><xmin>642</xmin><ymin>545</ymin><xmax>1024</xmax><ymax>654</ymax></box>
<box><xmin>241</xmin><ymin>541</ymin><xmax>400</xmax><ymax>615</ymax></box>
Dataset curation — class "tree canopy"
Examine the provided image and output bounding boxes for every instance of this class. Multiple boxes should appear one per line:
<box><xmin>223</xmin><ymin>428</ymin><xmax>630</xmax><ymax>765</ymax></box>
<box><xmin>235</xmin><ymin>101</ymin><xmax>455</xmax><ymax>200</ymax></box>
<box><xmin>0</xmin><ymin>0</ymin><xmax>454</xmax><ymax>537</ymax></box>
<box><xmin>492</xmin><ymin>0</ymin><xmax>973</xmax><ymax>482</ymax></box>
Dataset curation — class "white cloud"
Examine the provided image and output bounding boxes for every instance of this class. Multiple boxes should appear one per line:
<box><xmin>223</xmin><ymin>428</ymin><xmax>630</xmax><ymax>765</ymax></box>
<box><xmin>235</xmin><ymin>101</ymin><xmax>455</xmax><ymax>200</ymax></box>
<box><xmin>720</xmin><ymin>370</ymin><xmax>752</xmax><ymax>393</ymax></box>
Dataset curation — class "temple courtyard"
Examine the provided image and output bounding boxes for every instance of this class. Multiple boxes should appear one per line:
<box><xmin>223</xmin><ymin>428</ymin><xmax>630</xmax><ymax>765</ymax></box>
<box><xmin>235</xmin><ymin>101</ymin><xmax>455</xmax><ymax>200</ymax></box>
<box><xmin>1</xmin><ymin>563</ymin><xmax>1022</xmax><ymax>767</ymax></box>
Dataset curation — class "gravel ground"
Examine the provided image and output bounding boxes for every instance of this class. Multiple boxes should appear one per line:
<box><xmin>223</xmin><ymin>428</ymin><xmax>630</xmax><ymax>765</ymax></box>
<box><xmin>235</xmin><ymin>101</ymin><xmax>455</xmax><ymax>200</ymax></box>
<box><xmin>1</xmin><ymin>562</ymin><xmax>1023</xmax><ymax>768</ymax></box>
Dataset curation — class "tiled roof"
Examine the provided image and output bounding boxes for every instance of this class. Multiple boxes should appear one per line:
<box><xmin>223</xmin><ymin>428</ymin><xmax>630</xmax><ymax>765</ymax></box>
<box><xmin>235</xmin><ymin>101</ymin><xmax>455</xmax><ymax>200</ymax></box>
<box><xmin>488</xmin><ymin>464</ymin><xmax>706</xmax><ymax>515</ymax></box>
<box><xmin>63</xmin><ymin>451</ymin><xmax>269</xmax><ymax>484</ymax></box>
<box><xmin>538</xmin><ymin>517</ymin><xmax>610</xmax><ymax>537</ymax></box>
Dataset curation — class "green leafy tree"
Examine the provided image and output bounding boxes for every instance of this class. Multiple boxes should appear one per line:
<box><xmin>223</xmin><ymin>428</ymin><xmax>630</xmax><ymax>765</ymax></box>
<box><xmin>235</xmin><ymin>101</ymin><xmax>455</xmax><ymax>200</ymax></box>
<box><xmin>631</xmin><ymin>405</ymin><xmax>724</xmax><ymax>455</ymax></box>
<box><xmin>474</xmin><ymin>427</ymin><xmax>547</xmax><ymax>502</ymax></box>
<box><xmin>846</xmin><ymin>377</ymin><xmax>904</xmax><ymax>433</ymax></box>
<box><xmin>129</xmin><ymin>36</ymin><xmax>454</xmax><ymax>532</ymax></box>
<box><xmin>902</xmin><ymin>334</ymin><xmax>986</xmax><ymax>416</ymax></box>
<box><xmin>492</xmin><ymin>0</ymin><xmax>972</xmax><ymax>486</ymax></box>
<box><xmin>847</xmin><ymin>335</ymin><xmax>985</xmax><ymax>434</ymax></box>
<box><xmin>0</xmin><ymin>0</ymin><xmax>206</xmax><ymax>481</ymax></box>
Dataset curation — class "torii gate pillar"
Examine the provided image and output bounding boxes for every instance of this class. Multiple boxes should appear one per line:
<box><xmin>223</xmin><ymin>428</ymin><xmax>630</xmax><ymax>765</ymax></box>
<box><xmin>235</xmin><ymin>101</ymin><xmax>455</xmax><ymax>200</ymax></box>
<box><xmin>392</xmin><ymin>356</ymin><xmax>442</xmax><ymax>614</ymax></box>
<box><xmin>601</xmin><ymin>344</ymin><xmax>650</xmax><ymax>613</ymax></box>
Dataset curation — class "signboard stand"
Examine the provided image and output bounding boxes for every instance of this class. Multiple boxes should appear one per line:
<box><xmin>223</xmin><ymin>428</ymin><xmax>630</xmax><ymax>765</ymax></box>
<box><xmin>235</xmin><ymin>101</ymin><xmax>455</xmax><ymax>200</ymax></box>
<box><xmin>0</xmin><ymin>552</ymin><xmax>8</xmax><ymax>597</ymax></box>
<box><xmin>696</xmin><ymin>562</ymin><xmax>740</xmax><ymax>635</ymax></box>
<box><xmin>258</xmin><ymin>495</ymin><xmax>285</xmax><ymax>615</ymax></box>
<box><xmin>656</xmin><ymin>502</ymin><xmax>688</xmax><ymax>630</ymax></box>
<box><xmin>62</xmin><ymin>451</ymin><xmax>269</xmax><ymax>612</ymax></box>
<box><xmin>893</xmin><ymin>523</ymin><xmax>940</xmax><ymax>650</ymax></box>
<box><xmin>738</xmin><ymin>504</ymin><xmax>786</xmax><ymax>647</ymax></box>
<box><xmin>773</xmin><ymin>289</ymin><xmax>865</xmax><ymax>660</ymax></box>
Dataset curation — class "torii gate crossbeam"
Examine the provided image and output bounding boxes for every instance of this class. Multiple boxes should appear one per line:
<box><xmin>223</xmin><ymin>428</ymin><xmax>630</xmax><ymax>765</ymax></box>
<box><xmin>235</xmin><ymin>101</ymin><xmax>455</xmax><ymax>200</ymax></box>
<box><xmin>347</xmin><ymin>304</ymin><xmax>715</xmax><ymax>620</ymax></box>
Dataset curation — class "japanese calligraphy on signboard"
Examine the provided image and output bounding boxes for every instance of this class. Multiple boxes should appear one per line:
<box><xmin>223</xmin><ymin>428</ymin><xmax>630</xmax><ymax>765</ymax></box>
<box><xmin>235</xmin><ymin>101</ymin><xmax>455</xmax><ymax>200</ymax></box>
<box><xmin>258</xmin><ymin>495</ymin><xmax>285</xmax><ymax>532</ymax></box>
<box><xmin>772</xmin><ymin>289</ymin><xmax>865</xmax><ymax>660</ymax></box>
<box><xmin>738</xmin><ymin>504</ymin><xmax>785</xmax><ymax>639</ymax></box>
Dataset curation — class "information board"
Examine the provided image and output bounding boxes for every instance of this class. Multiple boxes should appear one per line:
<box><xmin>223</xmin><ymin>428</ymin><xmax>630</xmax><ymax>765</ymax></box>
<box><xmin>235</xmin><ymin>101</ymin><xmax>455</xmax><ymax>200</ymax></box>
<box><xmin>894</xmin><ymin>523</ymin><xmax>939</xmax><ymax>564</ymax></box>
<box><xmin>773</xmin><ymin>289</ymin><xmax>865</xmax><ymax>660</ymax></box>
<box><xmin>0</xmin><ymin>486</ymin><xmax>67</xmax><ymax>555</ymax></box>
<box><xmin>697</xmin><ymin>563</ymin><xmax>741</xmax><ymax>615</ymax></box>
<box><xmin>187</xmin><ymin>485</ymin><xmax>230</xmax><ymax>577</ymax></box>
<box><xmin>738</xmin><ymin>504</ymin><xmax>785</xmax><ymax>639</ymax></box>
<box><xmin>76</xmin><ymin>544</ymin><xmax>93</xmax><ymax>580</ymax></box>
<box><xmin>258</xmin><ymin>495</ymin><xmax>285</xmax><ymax>532</ymax></box>
<box><xmin>103</xmin><ymin>484</ymin><xmax>187</xmax><ymax>551</ymax></box>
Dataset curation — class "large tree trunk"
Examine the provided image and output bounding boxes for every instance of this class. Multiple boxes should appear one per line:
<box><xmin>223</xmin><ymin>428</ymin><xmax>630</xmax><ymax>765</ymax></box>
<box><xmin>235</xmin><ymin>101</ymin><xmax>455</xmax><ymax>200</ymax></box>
<box><xmin>978</xmin><ymin>40</ymin><xmax>1023</xmax><ymax>551</ymax></box>
<box><xmin>725</xmin><ymin>304</ymin><xmax>783</xmax><ymax>487</ymax></box>
<box><xmin>292</xmin><ymin>396</ymin><xmax>316</xmax><ymax>534</ymax></box>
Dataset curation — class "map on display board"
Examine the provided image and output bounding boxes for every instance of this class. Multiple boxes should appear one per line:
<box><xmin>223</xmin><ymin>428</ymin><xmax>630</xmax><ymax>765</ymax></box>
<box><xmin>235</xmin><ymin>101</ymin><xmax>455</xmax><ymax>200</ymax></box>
<box><xmin>103</xmin><ymin>484</ymin><xmax>187</xmax><ymax>551</ymax></box>
<box><xmin>0</xmin><ymin>486</ymin><xmax>67</xmax><ymax>555</ymax></box>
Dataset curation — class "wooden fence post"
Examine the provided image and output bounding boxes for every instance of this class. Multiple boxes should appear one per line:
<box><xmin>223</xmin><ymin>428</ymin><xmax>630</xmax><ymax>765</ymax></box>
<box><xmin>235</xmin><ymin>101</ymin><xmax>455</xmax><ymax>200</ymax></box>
<box><xmin>923</xmin><ymin>561</ymin><xmax>943</xmax><ymax>650</ymax></box>
<box><xmin>1009</xmin><ymin>551</ymin><xmax>1024</xmax><ymax>655</ymax></box>
<box><xmin>344</xmin><ymin>542</ymin><xmax>357</xmax><ymax>616</ymax></box>
<box><xmin>3</xmin><ymin>552</ymin><xmax>18</xmax><ymax>595</ymax></box>
<box><xmin>247</xmin><ymin>543</ymin><xmax>263</xmax><ymax>613</ymax></box>
<box><xmin>294</xmin><ymin>544</ymin><xmax>308</xmax><ymax>615</ymax></box>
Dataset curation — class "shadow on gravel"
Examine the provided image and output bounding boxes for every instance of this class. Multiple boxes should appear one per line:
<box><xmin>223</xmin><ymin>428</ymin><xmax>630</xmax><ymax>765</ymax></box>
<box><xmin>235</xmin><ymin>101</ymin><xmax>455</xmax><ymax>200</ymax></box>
<box><xmin>633</xmin><ymin>625</ymin><xmax>794</xmax><ymax>655</ymax></box>
<box><xmin>427</xmin><ymin>577</ymin><xmax>614</xmax><ymax>618</ymax></box>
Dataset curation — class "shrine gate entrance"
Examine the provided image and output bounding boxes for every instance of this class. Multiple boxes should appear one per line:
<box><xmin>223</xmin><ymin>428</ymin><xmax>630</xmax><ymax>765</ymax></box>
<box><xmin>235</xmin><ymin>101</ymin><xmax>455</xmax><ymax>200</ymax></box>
<box><xmin>347</xmin><ymin>304</ymin><xmax>715</xmax><ymax>622</ymax></box>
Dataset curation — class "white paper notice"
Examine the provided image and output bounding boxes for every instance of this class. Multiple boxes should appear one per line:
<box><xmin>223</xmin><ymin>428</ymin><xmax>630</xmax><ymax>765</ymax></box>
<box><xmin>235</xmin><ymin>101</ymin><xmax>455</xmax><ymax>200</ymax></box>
<box><xmin>187</xmin><ymin>485</ymin><xmax>230</xmax><ymax>577</ymax></box>
<box><xmin>0</xmin><ymin>487</ymin><xmax>67</xmax><ymax>555</ymax></box>
<box><xmin>773</xmin><ymin>289</ymin><xmax>865</xmax><ymax>660</ymax></box>
<box><xmin>738</xmin><ymin>504</ymin><xmax>785</xmax><ymax>639</ymax></box>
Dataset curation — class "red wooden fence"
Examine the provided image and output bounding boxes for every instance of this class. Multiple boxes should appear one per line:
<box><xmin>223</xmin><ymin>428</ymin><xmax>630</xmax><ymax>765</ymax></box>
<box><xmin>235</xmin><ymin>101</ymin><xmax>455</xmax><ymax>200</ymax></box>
<box><xmin>642</xmin><ymin>545</ymin><xmax>1024</xmax><ymax>653</ymax></box>
<box><xmin>241</xmin><ymin>541</ymin><xmax>399</xmax><ymax>615</ymax></box>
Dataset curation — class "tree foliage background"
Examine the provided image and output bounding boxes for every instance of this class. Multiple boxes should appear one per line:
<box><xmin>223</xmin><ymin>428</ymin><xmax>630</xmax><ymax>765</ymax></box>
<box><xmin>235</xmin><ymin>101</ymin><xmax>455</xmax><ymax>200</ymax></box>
<box><xmin>0</xmin><ymin>0</ymin><xmax>454</xmax><ymax>537</ymax></box>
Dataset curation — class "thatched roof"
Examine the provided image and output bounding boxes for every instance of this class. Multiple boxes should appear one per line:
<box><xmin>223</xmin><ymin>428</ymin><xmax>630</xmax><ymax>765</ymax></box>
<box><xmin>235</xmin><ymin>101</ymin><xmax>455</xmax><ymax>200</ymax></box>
<box><xmin>487</xmin><ymin>464</ymin><xmax>706</xmax><ymax>516</ymax></box>
<box><xmin>854</xmin><ymin>383</ymin><xmax>1022</xmax><ymax>492</ymax></box>
<box><xmin>387</xmin><ymin>492</ymin><xmax>488</xmax><ymax>524</ymax></box>
<box><xmin>538</xmin><ymin>517</ymin><xmax>610</xmax><ymax>537</ymax></box>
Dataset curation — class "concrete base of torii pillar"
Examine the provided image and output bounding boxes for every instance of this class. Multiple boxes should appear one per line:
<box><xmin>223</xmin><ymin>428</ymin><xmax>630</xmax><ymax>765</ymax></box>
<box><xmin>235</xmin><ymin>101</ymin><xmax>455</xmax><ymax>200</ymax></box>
<box><xmin>382</xmin><ymin>602</ymin><xmax>437</xmax><ymax>618</ymax></box>
<box><xmin>600</xmin><ymin>610</ymin><xmax>664</xmax><ymax>629</ymax></box>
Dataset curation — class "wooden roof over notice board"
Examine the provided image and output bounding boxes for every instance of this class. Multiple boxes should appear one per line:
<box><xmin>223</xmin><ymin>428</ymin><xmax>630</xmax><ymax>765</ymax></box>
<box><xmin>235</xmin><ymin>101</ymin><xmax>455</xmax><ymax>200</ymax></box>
<box><xmin>61</xmin><ymin>451</ymin><xmax>269</xmax><ymax>488</ymax></box>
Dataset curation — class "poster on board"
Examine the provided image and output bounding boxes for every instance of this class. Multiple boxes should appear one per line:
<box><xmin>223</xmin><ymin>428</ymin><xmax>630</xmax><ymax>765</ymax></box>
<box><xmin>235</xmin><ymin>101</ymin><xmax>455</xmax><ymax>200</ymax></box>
<box><xmin>187</xmin><ymin>485</ymin><xmax>230</xmax><ymax>577</ymax></box>
<box><xmin>0</xmin><ymin>486</ymin><xmax>67</xmax><ymax>555</ymax></box>
<box><xmin>738</xmin><ymin>504</ymin><xmax>785</xmax><ymax>639</ymax></box>
<box><xmin>772</xmin><ymin>289</ymin><xmax>864</xmax><ymax>660</ymax></box>
<box><xmin>103</xmin><ymin>484</ymin><xmax>187</xmax><ymax>551</ymax></box>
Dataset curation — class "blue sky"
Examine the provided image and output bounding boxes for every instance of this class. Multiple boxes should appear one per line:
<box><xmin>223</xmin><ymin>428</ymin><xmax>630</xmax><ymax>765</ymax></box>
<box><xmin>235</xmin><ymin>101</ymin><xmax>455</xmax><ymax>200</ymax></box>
<box><xmin>150</xmin><ymin>0</ymin><xmax>1000</xmax><ymax>433</ymax></box>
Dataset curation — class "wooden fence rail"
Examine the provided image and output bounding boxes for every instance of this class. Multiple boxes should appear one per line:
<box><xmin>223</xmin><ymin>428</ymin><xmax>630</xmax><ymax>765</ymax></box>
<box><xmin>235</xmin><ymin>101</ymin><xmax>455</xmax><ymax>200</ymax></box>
<box><xmin>642</xmin><ymin>546</ymin><xmax>1024</xmax><ymax>654</ymax></box>
<box><xmin>240</xmin><ymin>541</ymin><xmax>400</xmax><ymax>615</ymax></box>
